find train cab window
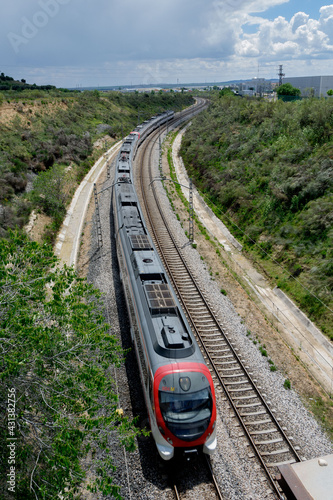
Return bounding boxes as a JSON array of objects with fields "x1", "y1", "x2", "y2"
[
  {"x1": 159, "y1": 387, "x2": 212, "y2": 442},
  {"x1": 158, "y1": 372, "x2": 213, "y2": 441}
]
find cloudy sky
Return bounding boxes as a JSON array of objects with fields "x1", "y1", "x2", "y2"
[{"x1": 2, "y1": 0, "x2": 333, "y2": 87}]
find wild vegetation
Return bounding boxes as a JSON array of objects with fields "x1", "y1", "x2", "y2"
[
  {"x1": 276, "y1": 83, "x2": 301, "y2": 97},
  {"x1": 180, "y1": 93, "x2": 333, "y2": 339},
  {"x1": 0, "y1": 85, "x2": 193, "y2": 240},
  {"x1": 0, "y1": 72, "x2": 56, "y2": 92},
  {"x1": 0, "y1": 231, "x2": 144, "y2": 499}
]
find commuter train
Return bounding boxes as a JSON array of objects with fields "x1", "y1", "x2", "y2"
[{"x1": 112, "y1": 111, "x2": 217, "y2": 460}]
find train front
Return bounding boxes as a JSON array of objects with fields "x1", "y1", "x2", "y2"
[{"x1": 153, "y1": 362, "x2": 217, "y2": 460}]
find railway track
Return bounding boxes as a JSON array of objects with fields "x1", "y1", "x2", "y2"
[
  {"x1": 135, "y1": 109, "x2": 303, "y2": 499},
  {"x1": 170, "y1": 455, "x2": 224, "y2": 500}
]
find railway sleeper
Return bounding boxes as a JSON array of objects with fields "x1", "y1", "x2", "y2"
[
  {"x1": 211, "y1": 348, "x2": 232, "y2": 354},
  {"x1": 175, "y1": 277, "x2": 194, "y2": 284},
  {"x1": 225, "y1": 379, "x2": 251, "y2": 386},
  {"x1": 250, "y1": 428, "x2": 279, "y2": 436},
  {"x1": 178, "y1": 286, "x2": 197, "y2": 292},
  {"x1": 188, "y1": 307, "x2": 210, "y2": 314},
  {"x1": 178, "y1": 289, "x2": 196, "y2": 295},
  {"x1": 216, "y1": 360, "x2": 238, "y2": 366},
  {"x1": 199, "y1": 332, "x2": 224, "y2": 338},
  {"x1": 196, "y1": 324, "x2": 217, "y2": 331},
  {"x1": 246, "y1": 418, "x2": 272, "y2": 426},
  {"x1": 190, "y1": 316, "x2": 214, "y2": 322},
  {"x1": 255, "y1": 437, "x2": 283, "y2": 446},
  {"x1": 240, "y1": 409, "x2": 267, "y2": 417},
  {"x1": 220, "y1": 373, "x2": 245, "y2": 379},
  {"x1": 260, "y1": 448, "x2": 290, "y2": 457},
  {"x1": 219, "y1": 366, "x2": 243, "y2": 372},
  {"x1": 206, "y1": 344, "x2": 224, "y2": 349},
  {"x1": 228, "y1": 386, "x2": 254, "y2": 392},
  {"x1": 236, "y1": 402, "x2": 262, "y2": 409},
  {"x1": 234, "y1": 395, "x2": 258, "y2": 401},
  {"x1": 266, "y1": 459, "x2": 296, "y2": 468}
]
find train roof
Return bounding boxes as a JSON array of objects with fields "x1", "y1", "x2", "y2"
[{"x1": 113, "y1": 110, "x2": 204, "y2": 366}]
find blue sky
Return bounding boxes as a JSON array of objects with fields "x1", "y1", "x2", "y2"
[
  {"x1": 1, "y1": 1, "x2": 333, "y2": 87},
  {"x1": 259, "y1": 0, "x2": 320, "y2": 20}
]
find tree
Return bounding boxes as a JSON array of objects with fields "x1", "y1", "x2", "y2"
[
  {"x1": 327, "y1": 89, "x2": 333, "y2": 96},
  {"x1": 219, "y1": 88, "x2": 234, "y2": 97},
  {"x1": 276, "y1": 83, "x2": 301, "y2": 97},
  {"x1": 0, "y1": 231, "x2": 142, "y2": 499},
  {"x1": 30, "y1": 164, "x2": 68, "y2": 223}
]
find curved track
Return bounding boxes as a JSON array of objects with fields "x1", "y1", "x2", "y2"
[{"x1": 135, "y1": 108, "x2": 302, "y2": 499}]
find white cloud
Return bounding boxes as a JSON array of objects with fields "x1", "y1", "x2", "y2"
[
  {"x1": 237, "y1": 39, "x2": 260, "y2": 57},
  {"x1": 291, "y1": 12, "x2": 310, "y2": 33},
  {"x1": 1, "y1": 1, "x2": 333, "y2": 86},
  {"x1": 235, "y1": 5, "x2": 333, "y2": 62}
]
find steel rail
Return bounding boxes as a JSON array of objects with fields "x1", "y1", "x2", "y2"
[{"x1": 135, "y1": 115, "x2": 302, "y2": 499}]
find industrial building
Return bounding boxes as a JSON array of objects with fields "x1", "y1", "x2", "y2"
[{"x1": 283, "y1": 75, "x2": 333, "y2": 97}]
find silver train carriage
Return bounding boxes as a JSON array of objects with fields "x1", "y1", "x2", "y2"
[{"x1": 112, "y1": 111, "x2": 217, "y2": 460}]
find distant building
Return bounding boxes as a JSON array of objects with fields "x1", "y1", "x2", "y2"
[
  {"x1": 239, "y1": 78, "x2": 272, "y2": 96},
  {"x1": 283, "y1": 76, "x2": 333, "y2": 97}
]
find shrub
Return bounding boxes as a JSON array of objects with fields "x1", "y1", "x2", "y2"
[
  {"x1": 283, "y1": 378, "x2": 291, "y2": 389},
  {"x1": 30, "y1": 164, "x2": 68, "y2": 221},
  {"x1": 0, "y1": 231, "x2": 142, "y2": 498}
]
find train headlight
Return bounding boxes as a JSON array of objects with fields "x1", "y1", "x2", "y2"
[{"x1": 179, "y1": 376, "x2": 191, "y2": 392}]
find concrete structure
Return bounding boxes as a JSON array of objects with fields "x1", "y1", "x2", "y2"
[
  {"x1": 278, "y1": 454, "x2": 333, "y2": 500},
  {"x1": 284, "y1": 75, "x2": 333, "y2": 97}
]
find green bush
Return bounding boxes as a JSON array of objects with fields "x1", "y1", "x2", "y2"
[{"x1": 30, "y1": 164, "x2": 68, "y2": 221}]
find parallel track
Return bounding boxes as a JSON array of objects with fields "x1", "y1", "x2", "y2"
[{"x1": 135, "y1": 108, "x2": 303, "y2": 499}]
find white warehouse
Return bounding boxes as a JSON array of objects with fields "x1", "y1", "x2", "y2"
[{"x1": 283, "y1": 75, "x2": 333, "y2": 97}]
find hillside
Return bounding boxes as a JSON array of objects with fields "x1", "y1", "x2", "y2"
[
  {"x1": 0, "y1": 84, "x2": 193, "y2": 240},
  {"x1": 180, "y1": 93, "x2": 333, "y2": 339}
]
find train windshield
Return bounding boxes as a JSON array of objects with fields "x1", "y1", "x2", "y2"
[{"x1": 159, "y1": 388, "x2": 212, "y2": 442}]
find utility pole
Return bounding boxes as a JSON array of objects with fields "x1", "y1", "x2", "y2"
[
  {"x1": 278, "y1": 65, "x2": 285, "y2": 86},
  {"x1": 93, "y1": 183, "x2": 103, "y2": 249},
  {"x1": 158, "y1": 130, "x2": 162, "y2": 176},
  {"x1": 188, "y1": 178, "x2": 194, "y2": 243}
]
